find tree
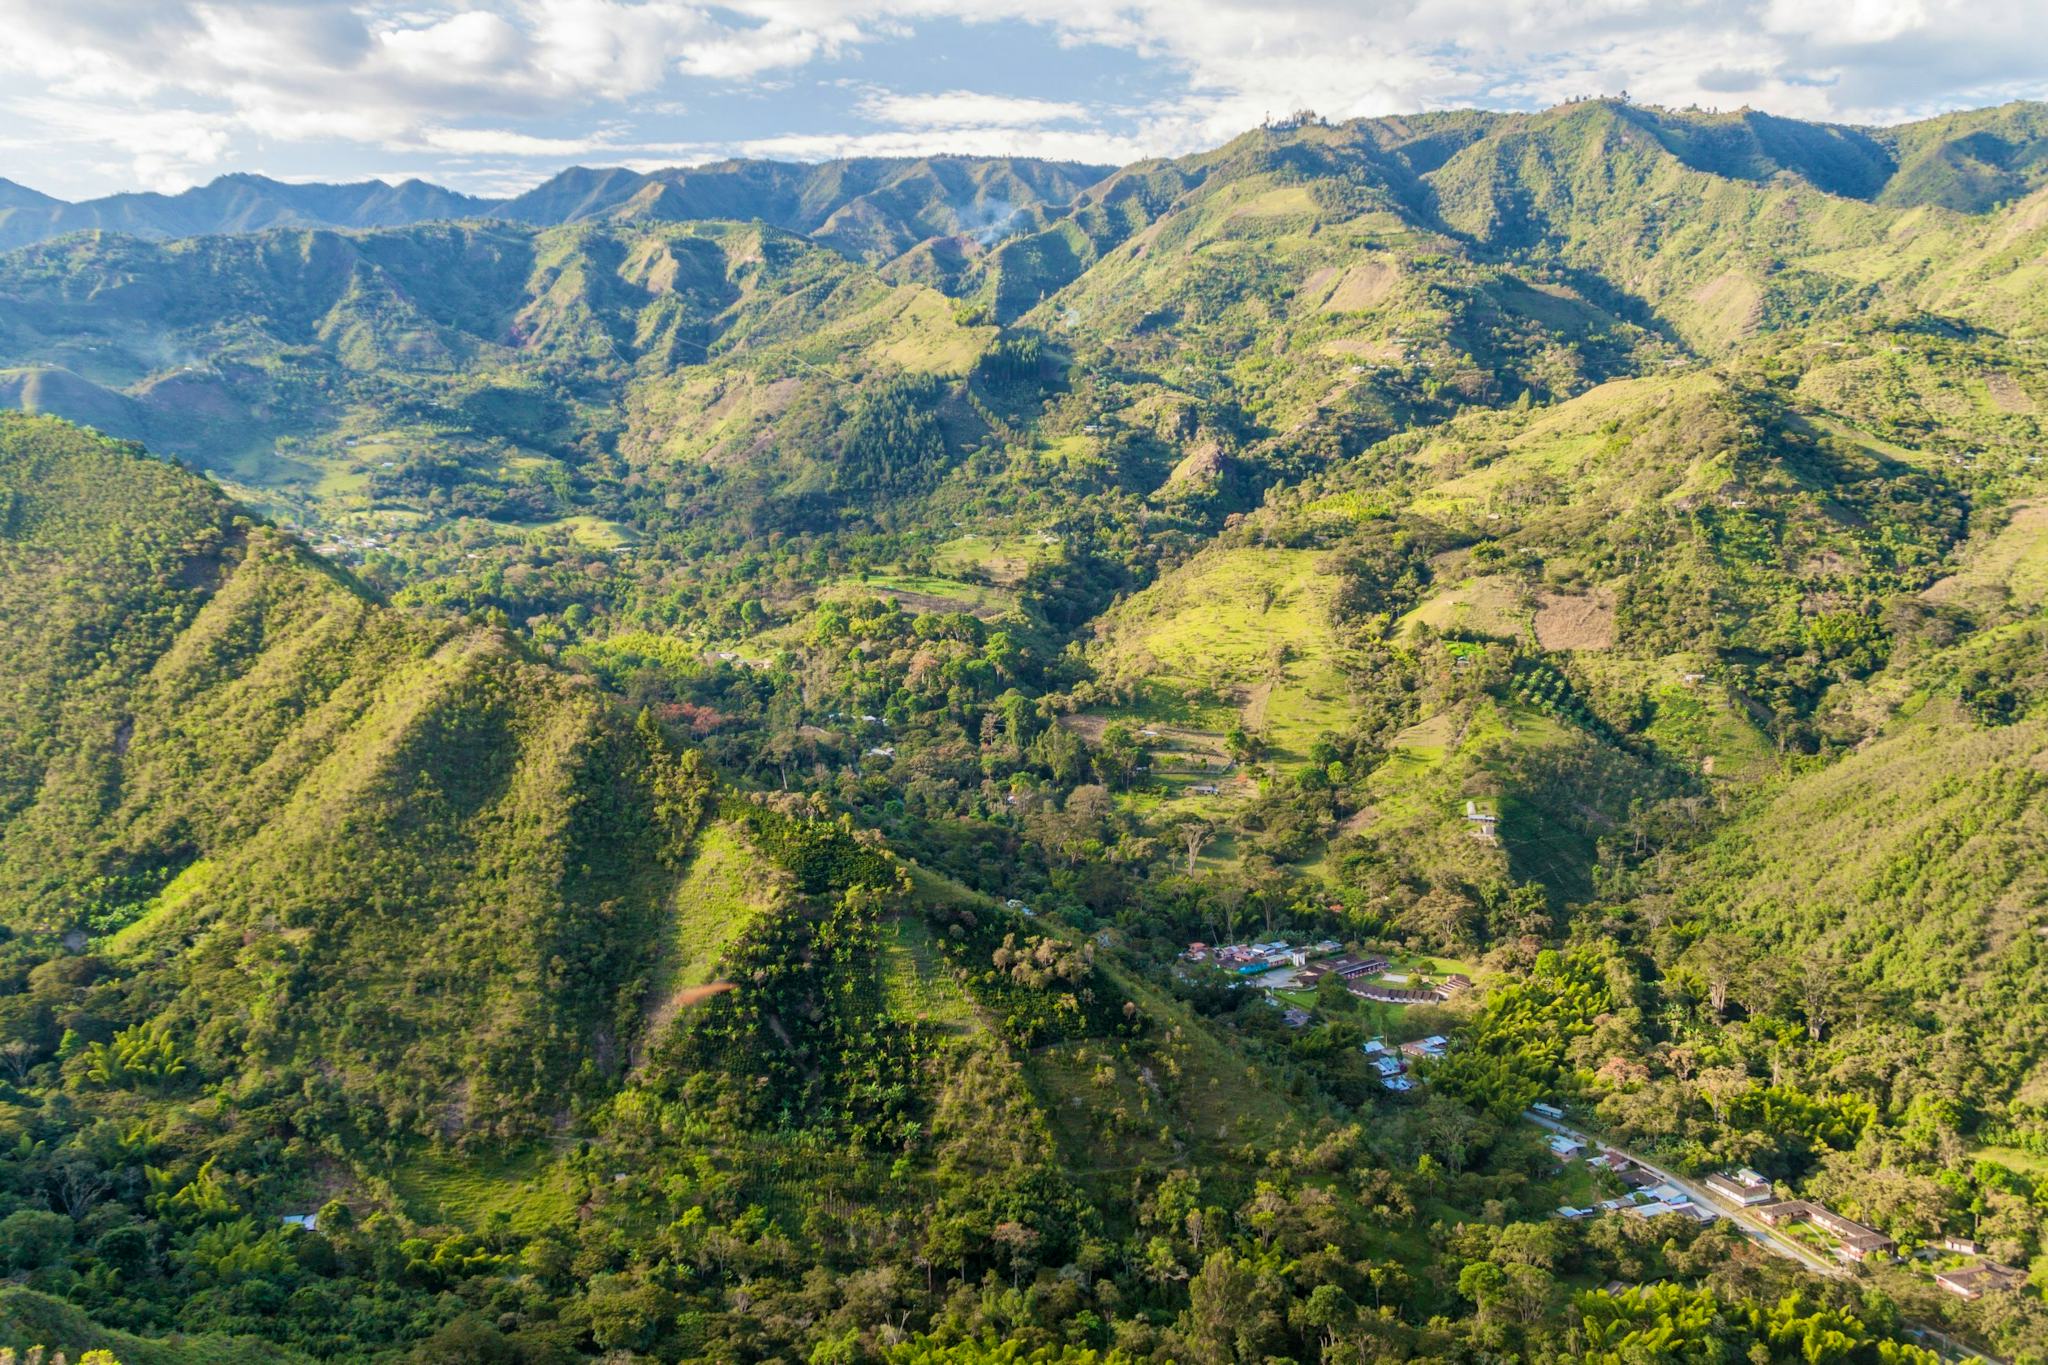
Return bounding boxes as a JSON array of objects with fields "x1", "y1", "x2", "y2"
[
  {"x1": 1174, "y1": 818, "x2": 1214, "y2": 875},
  {"x1": 1698, "y1": 1065, "x2": 1750, "y2": 1124},
  {"x1": 1177, "y1": 1250, "x2": 1260, "y2": 1365},
  {"x1": 1682, "y1": 933, "x2": 1746, "y2": 1018},
  {"x1": 0, "y1": 1209, "x2": 74, "y2": 1270}
]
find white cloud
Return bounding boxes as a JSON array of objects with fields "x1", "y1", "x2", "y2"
[
  {"x1": 860, "y1": 89, "x2": 1090, "y2": 129},
  {"x1": 0, "y1": 0, "x2": 2041, "y2": 199},
  {"x1": 1, "y1": 96, "x2": 234, "y2": 192}
]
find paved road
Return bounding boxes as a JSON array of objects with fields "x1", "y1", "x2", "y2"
[
  {"x1": 1522, "y1": 1111, "x2": 2002, "y2": 1363},
  {"x1": 1531, "y1": 1113, "x2": 2007, "y2": 1358},
  {"x1": 1523, "y1": 1110, "x2": 1844, "y2": 1278}
]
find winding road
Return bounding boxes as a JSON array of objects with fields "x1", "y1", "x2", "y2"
[
  {"x1": 1523, "y1": 1110, "x2": 1844, "y2": 1278},
  {"x1": 1521, "y1": 1111, "x2": 2002, "y2": 1363}
]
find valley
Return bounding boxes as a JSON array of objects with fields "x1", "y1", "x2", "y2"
[{"x1": 2, "y1": 97, "x2": 2047, "y2": 1364}]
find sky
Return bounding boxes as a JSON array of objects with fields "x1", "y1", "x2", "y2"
[{"x1": 0, "y1": 0, "x2": 2043, "y2": 202}]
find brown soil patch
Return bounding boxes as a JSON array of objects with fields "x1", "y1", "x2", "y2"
[
  {"x1": 1241, "y1": 680, "x2": 1273, "y2": 730},
  {"x1": 1320, "y1": 259, "x2": 1400, "y2": 313},
  {"x1": 1985, "y1": 372, "x2": 2036, "y2": 414},
  {"x1": 1533, "y1": 589, "x2": 1616, "y2": 650},
  {"x1": 1056, "y1": 713, "x2": 1110, "y2": 743}
]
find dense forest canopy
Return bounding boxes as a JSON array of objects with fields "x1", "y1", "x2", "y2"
[{"x1": 3, "y1": 96, "x2": 2048, "y2": 1364}]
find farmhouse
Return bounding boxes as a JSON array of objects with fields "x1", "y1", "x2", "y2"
[
  {"x1": 1755, "y1": 1201, "x2": 1895, "y2": 1262},
  {"x1": 1703, "y1": 1168, "x2": 1775, "y2": 1206},
  {"x1": 1935, "y1": 1262, "x2": 2025, "y2": 1300},
  {"x1": 1548, "y1": 1134, "x2": 1585, "y2": 1158},
  {"x1": 1314, "y1": 954, "x2": 1388, "y2": 980},
  {"x1": 1636, "y1": 1202, "x2": 1716, "y2": 1225},
  {"x1": 1401, "y1": 1035, "x2": 1449, "y2": 1059},
  {"x1": 1373, "y1": 1056, "x2": 1405, "y2": 1078},
  {"x1": 1531, "y1": 1102, "x2": 1565, "y2": 1119},
  {"x1": 1349, "y1": 984, "x2": 1438, "y2": 1005}
]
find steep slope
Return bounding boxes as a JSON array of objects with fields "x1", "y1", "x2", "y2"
[
  {"x1": 1670, "y1": 649, "x2": 2048, "y2": 1099},
  {"x1": 0, "y1": 414, "x2": 714, "y2": 1138},
  {"x1": 0, "y1": 220, "x2": 998, "y2": 530}
]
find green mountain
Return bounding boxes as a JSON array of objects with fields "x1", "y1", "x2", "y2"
[
  {"x1": 0, "y1": 174, "x2": 497, "y2": 253},
  {"x1": 4, "y1": 98, "x2": 2048, "y2": 1364}
]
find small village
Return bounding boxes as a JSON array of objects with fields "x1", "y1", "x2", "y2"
[
  {"x1": 1179, "y1": 936, "x2": 1473, "y2": 1090},
  {"x1": 1534, "y1": 1112, "x2": 2030, "y2": 1308},
  {"x1": 1179, "y1": 931, "x2": 2034, "y2": 1319}
]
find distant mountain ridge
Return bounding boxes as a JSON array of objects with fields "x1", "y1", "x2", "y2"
[
  {"x1": 3, "y1": 100, "x2": 2043, "y2": 259},
  {"x1": 0, "y1": 155, "x2": 1116, "y2": 259}
]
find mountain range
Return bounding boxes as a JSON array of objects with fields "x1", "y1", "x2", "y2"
[{"x1": 2, "y1": 96, "x2": 2047, "y2": 1364}]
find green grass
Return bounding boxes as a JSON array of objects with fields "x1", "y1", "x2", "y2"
[
  {"x1": 508, "y1": 514, "x2": 642, "y2": 549},
  {"x1": 831, "y1": 572, "x2": 1006, "y2": 613},
  {"x1": 1969, "y1": 1144, "x2": 2048, "y2": 1178},
  {"x1": 1924, "y1": 500, "x2": 2048, "y2": 610},
  {"x1": 663, "y1": 820, "x2": 780, "y2": 992},
  {"x1": 1086, "y1": 547, "x2": 1355, "y2": 766},
  {"x1": 104, "y1": 858, "x2": 217, "y2": 956},
  {"x1": 384, "y1": 1145, "x2": 580, "y2": 1233},
  {"x1": 879, "y1": 914, "x2": 979, "y2": 1034},
  {"x1": 932, "y1": 532, "x2": 1060, "y2": 585}
]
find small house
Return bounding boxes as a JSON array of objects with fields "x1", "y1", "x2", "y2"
[
  {"x1": 1807, "y1": 1207, "x2": 1895, "y2": 1262},
  {"x1": 1281, "y1": 1006, "x2": 1314, "y2": 1030},
  {"x1": 1548, "y1": 1134, "x2": 1585, "y2": 1158},
  {"x1": 1935, "y1": 1262, "x2": 2025, "y2": 1300},
  {"x1": 1433, "y1": 974, "x2": 1473, "y2": 999},
  {"x1": 1381, "y1": 1076, "x2": 1414, "y2": 1092},
  {"x1": 1532, "y1": 1102, "x2": 1565, "y2": 1120},
  {"x1": 1704, "y1": 1169, "x2": 1774, "y2": 1207}
]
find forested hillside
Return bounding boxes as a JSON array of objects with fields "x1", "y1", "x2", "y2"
[{"x1": 3, "y1": 97, "x2": 2048, "y2": 1364}]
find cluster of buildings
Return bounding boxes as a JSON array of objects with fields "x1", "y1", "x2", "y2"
[
  {"x1": 1182, "y1": 939, "x2": 1472, "y2": 1005},
  {"x1": 1294, "y1": 952, "x2": 1472, "y2": 1005},
  {"x1": 1538, "y1": 1128, "x2": 2025, "y2": 1306},
  {"x1": 1361, "y1": 1035, "x2": 1447, "y2": 1091},
  {"x1": 1184, "y1": 938, "x2": 1341, "y2": 975},
  {"x1": 1749, "y1": 1195, "x2": 2024, "y2": 1296},
  {"x1": 1185, "y1": 939, "x2": 1475, "y2": 1091},
  {"x1": 1552, "y1": 1142, "x2": 1719, "y2": 1225}
]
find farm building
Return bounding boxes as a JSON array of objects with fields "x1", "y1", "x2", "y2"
[
  {"x1": 1704, "y1": 1169, "x2": 1774, "y2": 1206},
  {"x1": 1755, "y1": 1201, "x2": 1895, "y2": 1262},
  {"x1": 1935, "y1": 1262, "x2": 2025, "y2": 1300}
]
